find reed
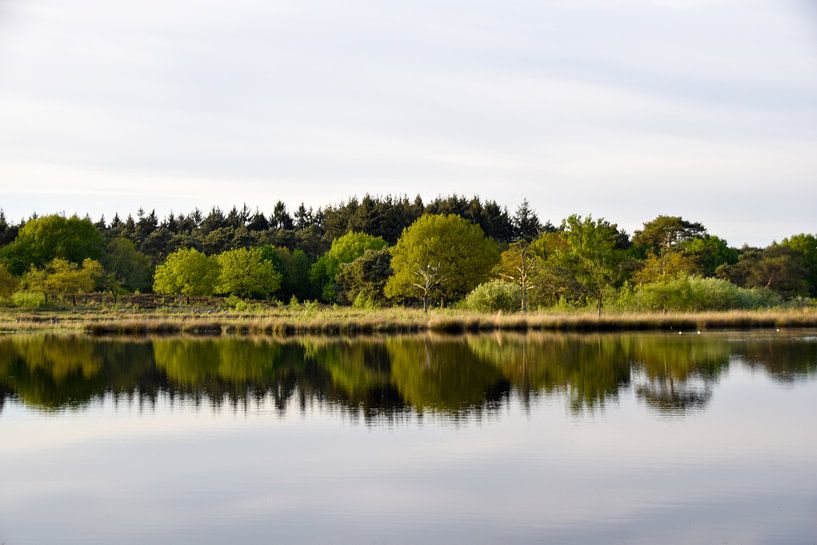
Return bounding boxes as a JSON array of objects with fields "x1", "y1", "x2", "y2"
[{"x1": 2, "y1": 307, "x2": 816, "y2": 337}]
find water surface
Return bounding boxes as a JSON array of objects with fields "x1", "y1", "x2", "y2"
[{"x1": 1, "y1": 331, "x2": 816, "y2": 544}]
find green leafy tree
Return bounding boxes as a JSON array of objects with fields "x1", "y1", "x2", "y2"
[
  {"x1": 259, "y1": 246, "x2": 312, "y2": 302},
  {"x1": 634, "y1": 251, "x2": 699, "y2": 284},
  {"x1": 336, "y1": 248, "x2": 392, "y2": 305},
  {"x1": 42, "y1": 258, "x2": 104, "y2": 305},
  {"x1": 545, "y1": 214, "x2": 626, "y2": 316},
  {"x1": 633, "y1": 216, "x2": 706, "y2": 255},
  {"x1": 310, "y1": 232, "x2": 388, "y2": 302},
  {"x1": 494, "y1": 241, "x2": 539, "y2": 312},
  {"x1": 153, "y1": 248, "x2": 220, "y2": 303},
  {"x1": 385, "y1": 214, "x2": 499, "y2": 311},
  {"x1": 681, "y1": 235, "x2": 739, "y2": 277},
  {"x1": 717, "y1": 245, "x2": 809, "y2": 299},
  {"x1": 102, "y1": 238, "x2": 152, "y2": 293},
  {"x1": 0, "y1": 263, "x2": 18, "y2": 298},
  {"x1": 216, "y1": 247, "x2": 281, "y2": 299},
  {"x1": 780, "y1": 234, "x2": 817, "y2": 296},
  {"x1": 0, "y1": 215, "x2": 104, "y2": 275}
]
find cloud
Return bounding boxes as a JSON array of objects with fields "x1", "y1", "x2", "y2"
[{"x1": 0, "y1": 0, "x2": 815, "y2": 246}]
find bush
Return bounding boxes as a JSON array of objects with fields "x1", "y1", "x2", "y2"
[
  {"x1": 633, "y1": 276, "x2": 780, "y2": 312},
  {"x1": 352, "y1": 292, "x2": 380, "y2": 310},
  {"x1": 462, "y1": 280, "x2": 522, "y2": 312},
  {"x1": 11, "y1": 291, "x2": 47, "y2": 308}
]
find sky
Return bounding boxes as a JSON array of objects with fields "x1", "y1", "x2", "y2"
[{"x1": 0, "y1": 0, "x2": 816, "y2": 246}]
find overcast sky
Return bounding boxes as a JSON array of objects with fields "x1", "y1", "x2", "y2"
[{"x1": 1, "y1": 0, "x2": 816, "y2": 246}]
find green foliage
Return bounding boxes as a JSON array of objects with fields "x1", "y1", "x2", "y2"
[
  {"x1": 102, "y1": 237, "x2": 152, "y2": 293},
  {"x1": 633, "y1": 215, "x2": 706, "y2": 255},
  {"x1": 259, "y1": 246, "x2": 312, "y2": 301},
  {"x1": 494, "y1": 242, "x2": 539, "y2": 311},
  {"x1": 11, "y1": 291, "x2": 47, "y2": 308},
  {"x1": 385, "y1": 214, "x2": 499, "y2": 308},
  {"x1": 630, "y1": 276, "x2": 780, "y2": 312},
  {"x1": 310, "y1": 232, "x2": 388, "y2": 302},
  {"x1": 681, "y1": 235, "x2": 738, "y2": 276},
  {"x1": 543, "y1": 215, "x2": 627, "y2": 315},
  {"x1": 21, "y1": 258, "x2": 104, "y2": 305},
  {"x1": 336, "y1": 248, "x2": 392, "y2": 305},
  {"x1": 781, "y1": 234, "x2": 817, "y2": 297},
  {"x1": 718, "y1": 245, "x2": 809, "y2": 299},
  {"x1": 462, "y1": 280, "x2": 522, "y2": 312},
  {"x1": 634, "y1": 251, "x2": 699, "y2": 284},
  {"x1": 0, "y1": 215, "x2": 104, "y2": 275},
  {"x1": 216, "y1": 247, "x2": 281, "y2": 299},
  {"x1": 352, "y1": 292, "x2": 380, "y2": 309},
  {"x1": 153, "y1": 248, "x2": 220, "y2": 299},
  {"x1": 0, "y1": 263, "x2": 17, "y2": 298}
]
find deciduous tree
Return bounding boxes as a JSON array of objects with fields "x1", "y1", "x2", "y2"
[
  {"x1": 310, "y1": 232, "x2": 387, "y2": 302},
  {"x1": 385, "y1": 214, "x2": 499, "y2": 311},
  {"x1": 154, "y1": 248, "x2": 220, "y2": 303},
  {"x1": 216, "y1": 247, "x2": 281, "y2": 299},
  {"x1": 544, "y1": 214, "x2": 626, "y2": 316}
]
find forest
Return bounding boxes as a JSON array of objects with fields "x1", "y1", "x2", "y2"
[{"x1": 0, "y1": 194, "x2": 815, "y2": 314}]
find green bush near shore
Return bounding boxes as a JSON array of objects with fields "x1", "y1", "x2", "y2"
[
  {"x1": 462, "y1": 280, "x2": 522, "y2": 312},
  {"x1": 10, "y1": 291, "x2": 48, "y2": 308},
  {"x1": 620, "y1": 277, "x2": 783, "y2": 312}
]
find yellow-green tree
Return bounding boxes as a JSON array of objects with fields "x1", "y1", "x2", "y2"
[
  {"x1": 216, "y1": 247, "x2": 281, "y2": 299},
  {"x1": 309, "y1": 232, "x2": 388, "y2": 302},
  {"x1": 494, "y1": 241, "x2": 539, "y2": 312},
  {"x1": 634, "y1": 251, "x2": 699, "y2": 284},
  {"x1": 154, "y1": 248, "x2": 219, "y2": 303},
  {"x1": 385, "y1": 214, "x2": 499, "y2": 311},
  {"x1": 42, "y1": 258, "x2": 104, "y2": 305}
]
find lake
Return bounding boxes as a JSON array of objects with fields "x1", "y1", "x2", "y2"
[{"x1": 1, "y1": 331, "x2": 815, "y2": 545}]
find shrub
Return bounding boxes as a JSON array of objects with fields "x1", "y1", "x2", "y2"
[
  {"x1": 462, "y1": 280, "x2": 522, "y2": 312},
  {"x1": 352, "y1": 292, "x2": 380, "y2": 310},
  {"x1": 633, "y1": 276, "x2": 780, "y2": 312},
  {"x1": 11, "y1": 291, "x2": 47, "y2": 308}
]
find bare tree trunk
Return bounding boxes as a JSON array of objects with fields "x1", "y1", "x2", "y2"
[{"x1": 422, "y1": 296, "x2": 428, "y2": 313}]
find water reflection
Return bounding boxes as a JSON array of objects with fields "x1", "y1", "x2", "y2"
[{"x1": 1, "y1": 332, "x2": 815, "y2": 418}]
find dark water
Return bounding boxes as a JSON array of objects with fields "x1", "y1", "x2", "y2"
[{"x1": 1, "y1": 331, "x2": 815, "y2": 545}]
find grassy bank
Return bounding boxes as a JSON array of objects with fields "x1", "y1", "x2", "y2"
[{"x1": 2, "y1": 306, "x2": 817, "y2": 337}]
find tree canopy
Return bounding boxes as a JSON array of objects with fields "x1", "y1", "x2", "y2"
[
  {"x1": 216, "y1": 247, "x2": 281, "y2": 299},
  {"x1": 385, "y1": 214, "x2": 499, "y2": 310},
  {"x1": 543, "y1": 215, "x2": 627, "y2": 315},
  {"x1": 153, "y1": 248, "x2": 220, "y2": 300},
  {"x1": 0, "y1": 215, "x2": 104, "y2": 275},
  {"x1": 310, "y1": 231, "x2": 387, "y2": 302}
]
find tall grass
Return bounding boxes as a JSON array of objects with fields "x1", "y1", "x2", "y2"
[{"x1": 3, "y1": 305, "x2": 817, "y2": 338}]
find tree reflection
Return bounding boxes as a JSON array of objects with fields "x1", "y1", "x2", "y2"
[
  {"x1": 630, "y1": 335, "x2": 731, "y2": 414},
  {"x1": 468, "y1": 334, "x2": 631, "y2": 412},
  {"x1": 0, "y1": 332, "x2": 815, "y2": 418},
  {"x1": 737, "y1": 335, "x2": 817, "y2": 382},
  {"x1": 387, "y1": 337, "x2": 509, "y2": 416}
]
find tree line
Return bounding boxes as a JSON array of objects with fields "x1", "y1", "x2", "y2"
[{"x1": 0, "y1": 194, "x2": 815, "y2": 313}]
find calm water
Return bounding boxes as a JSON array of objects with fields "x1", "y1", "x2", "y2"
[{"x1": 1, "y1": 331, "x2": 816, "y2": 545}]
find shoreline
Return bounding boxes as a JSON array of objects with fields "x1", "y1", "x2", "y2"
[{"x1": 2, "y1": 308, "x2": 817, "y2": 337}]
